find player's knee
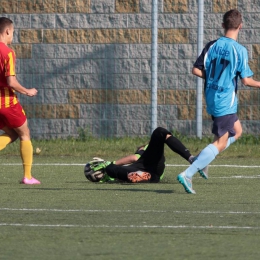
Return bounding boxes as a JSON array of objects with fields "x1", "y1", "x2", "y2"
[
  {"x1": 11, "y1": 135, "x2": 19, "y2": 142},
  {"x1": 236, "y1": 128, "x2": 242, "y2": 139},
  {"x1": 153, "y1": 127, "x2": 169, "y2": 138},
  {"x1": 8, "y1": 132, "x2": 19, "y2": 142},
  {"x1": 19, "y1": 130, "x2": 31, "y2": 141}
]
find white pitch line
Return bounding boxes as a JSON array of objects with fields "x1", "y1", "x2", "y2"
[
  {"x1": 0, "y1": 223, "x2": 259, "y2": 230},
  {"x1": 1, "y1": 163, "x2": 260, "y2": 168},
  {"x1": 1, "y1": 208, "x2": 260, "y2": 215},
  {"x1": 0, "y1": 163, "x2": 85, "y2": 166},
  {"x1": 2, "y1": 163, "x2": 260, "y2": 178},
  {"x1": 166, "y1": 164, "x2": 260, "y2": 168},
  {"x1": 211, "y1": 176, "x2": 260, "y2": 179}
]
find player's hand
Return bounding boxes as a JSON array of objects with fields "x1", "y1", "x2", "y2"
[{"x1": 26, "y1": 88, "x2": 38, "y2": 97}]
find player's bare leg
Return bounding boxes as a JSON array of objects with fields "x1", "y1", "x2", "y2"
[
  {"x1": 213, "y1": 119, "x2": 242, "y2": 147},
  {"x1": 0, "y1": 126, "x2": 18, "y2": 150},
  {"x1": 230, "y1": 119, "x2": 242, "y2": 140}
]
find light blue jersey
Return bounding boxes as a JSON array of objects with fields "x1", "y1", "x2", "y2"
[{"x1": 194, "y1": 37, "x2": 253, "y2": 117}]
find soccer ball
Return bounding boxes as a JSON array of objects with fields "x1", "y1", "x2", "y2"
[{"x1": 84, "y1": 162, "x2": 105, "y2": 182}]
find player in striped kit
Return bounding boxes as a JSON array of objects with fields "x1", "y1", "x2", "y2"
[{"x1": 0, "y1": 17, "x2": 40, "y2": 184}]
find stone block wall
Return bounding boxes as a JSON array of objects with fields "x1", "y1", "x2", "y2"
[{"x1": 1, "y1": 0, "x2": 260, "y2": 138}]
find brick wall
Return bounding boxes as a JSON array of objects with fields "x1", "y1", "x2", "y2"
[{"x1": 1, "y1": 0, "x2": 260, "y2": 138}]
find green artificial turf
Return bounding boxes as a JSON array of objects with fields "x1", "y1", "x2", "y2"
[{"x1": 0, "y1": 144, "x2": 260, "y2": 260}]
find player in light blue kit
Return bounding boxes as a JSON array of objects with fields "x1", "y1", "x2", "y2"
[{"x1": 177, "y1": 9, "x2": 260, "y2": 194}]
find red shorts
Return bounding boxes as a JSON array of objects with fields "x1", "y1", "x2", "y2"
[{"x1": 0, "y1": 102, "x2": 27, "y2": 129}]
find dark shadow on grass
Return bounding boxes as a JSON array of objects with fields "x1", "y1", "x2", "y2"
[
  {"x1": 20, "y1": 187, "x2": 175, "y2": 194},
  {"x1": 65, "y1": 181, "x2": 174, "y2": 185}
]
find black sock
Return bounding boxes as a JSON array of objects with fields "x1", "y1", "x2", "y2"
[{"x1": 165, "y1": 136, "x2": 191, "y2": 161}]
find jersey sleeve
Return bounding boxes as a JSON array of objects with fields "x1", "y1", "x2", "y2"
[
  {"x1": 237, "y1": 47, "x2": 253, "y2": 79},
  {"x1": 193, "y1": 40, "x2": 217, "y2": 70},
  {"x1": 193, "y1": 50, "x2": 205, "y2": 70},
  {"x1": 5, "y1": 50, "x2": 16, "y2": 77}
]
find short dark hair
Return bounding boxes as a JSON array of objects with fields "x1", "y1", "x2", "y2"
[
  {"x1": 0, "y1": 17, "x2": 13, "y2": 34},
  {"x1": 223, "y1": 9, "x2": 242, "y2": 30}
]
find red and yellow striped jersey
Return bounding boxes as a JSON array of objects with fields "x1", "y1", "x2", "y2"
[{"x1": 0, "y1": 42, "x2": 18, "y2": 109}]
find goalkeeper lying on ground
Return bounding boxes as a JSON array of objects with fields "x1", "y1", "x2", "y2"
[{"x1": 85, "y1": 127, "x2": 208, "y2": 183}]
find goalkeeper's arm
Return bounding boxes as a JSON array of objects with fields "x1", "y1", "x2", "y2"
[
  {"x1": 114, "y1": 154, "x2": 138, "y2": 166},
  {"x1": 113, "y1": 144, "x2": 147, "y2": 166}
]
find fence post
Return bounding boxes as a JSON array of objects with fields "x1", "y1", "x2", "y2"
[
  {"x1": 196, "y1": 0, "x2": 204, "y2": 138},
  {"x1": 151, "y1": 0, "x2": 158, "y2": 133}
]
